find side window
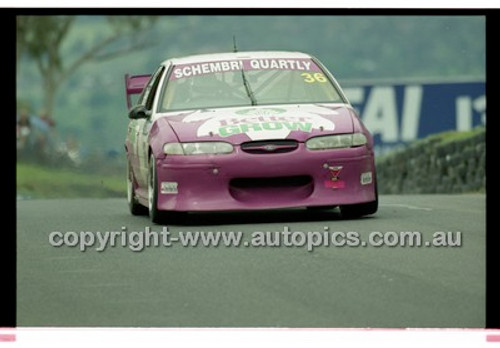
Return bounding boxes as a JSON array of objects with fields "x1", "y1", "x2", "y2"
[{"x1": 137, "y1": 66, "x2": 164, "y2": 108}]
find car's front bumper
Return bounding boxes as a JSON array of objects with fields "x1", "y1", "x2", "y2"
[{"x1": 155, "y1": 144, "x2": 377, "y2": 212}]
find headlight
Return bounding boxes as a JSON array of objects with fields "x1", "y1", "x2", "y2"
[
  {"x1": 163, "y1": 142, "x2": 234, "y2": 155},
  {"x1": 305, "y1": 133, "x2": 367, "y2": 150}
]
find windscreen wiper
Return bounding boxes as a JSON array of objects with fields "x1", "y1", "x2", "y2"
[{"x1": 240, "y1": 65, "x2": 257, "y2": 106}]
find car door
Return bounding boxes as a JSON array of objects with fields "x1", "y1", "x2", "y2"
[{"x1": 135, "y1": 66, "x2": 166, "y2": 188}]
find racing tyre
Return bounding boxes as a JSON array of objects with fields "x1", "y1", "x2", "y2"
[
  {"x1": 340, "y1": 188, "x2": 378, "y2": 219},
  {"x1": 127, "y1": 161, "x2": 147, "y2": 215},
  {"x1": 306, "y1": 205, "x2": 336, "y2": 211},
  {"x1": 148, "y1": 154, "x2": 164, "y2": 224}
]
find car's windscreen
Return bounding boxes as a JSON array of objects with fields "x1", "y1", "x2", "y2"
[{"x1": 159, "y1": 58, "x2": 344, "y2": 112}]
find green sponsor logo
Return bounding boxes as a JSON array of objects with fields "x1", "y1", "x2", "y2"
[{"x1": 219, "y1": 121, "x2": 312, "y2": 137}]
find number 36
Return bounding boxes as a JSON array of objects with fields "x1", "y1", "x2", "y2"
[{"x1": 301, "y1": 72, "x2": 327, "y2": 83}]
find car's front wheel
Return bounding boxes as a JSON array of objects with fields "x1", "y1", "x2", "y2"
[
  {"x1": 148, "y1": 154, "x2": 164, "y2": 224},
  {"x1": 127, "y1": 161, "x2": 147, "y2": 215},
  {"x1": 340, "y1": 187, "x2": 378, "y2": 219},
  {"x1": 306, "y1": 205, "x2": 336, "y2": 211}
]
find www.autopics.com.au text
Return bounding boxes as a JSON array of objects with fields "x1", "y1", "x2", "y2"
[{"x1": 48, "y1": 226, "x2": 462, "y2": 252}]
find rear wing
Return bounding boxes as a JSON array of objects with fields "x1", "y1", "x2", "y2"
[{"x1": 124, "y1": 73, "x2": 151, "y2": 109}]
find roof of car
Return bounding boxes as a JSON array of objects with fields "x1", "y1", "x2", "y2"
[{"x1": 163, "y1": 51, "x2": 313, "y2": 66}]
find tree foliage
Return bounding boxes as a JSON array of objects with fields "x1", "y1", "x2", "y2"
[{"x1": 16, "y1": 15, "x2": 158, "y2": 117}]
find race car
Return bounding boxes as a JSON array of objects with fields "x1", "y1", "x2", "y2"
[{"x1": 124, "y1": 51, "x2": 378, "y2": 223}]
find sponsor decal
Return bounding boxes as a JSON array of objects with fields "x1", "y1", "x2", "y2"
[
  {"x1": 361, "y1": 172, "x2": 373, "y2": 185},
  {"x1": 328, "y1": 166, "x2": 343, "y2": 181},
  {"x1": 170, "y1": 58, "x2": 321, "y2": 80},
  {"x1": 161, "y1": 182, "x2": 178, "y2": 194},
  {"x1": 181, "y1": 106, "x2": 336, "y2": 141},
  {"x1": 235, "y1": 107, "x2": 286, "y2": 116},
  {"x1": 343, "y1": 81, "x2": 485, "y2": 155},
  {"x1": 324, "y1": 165, "x2": 345, "y2": 189}
]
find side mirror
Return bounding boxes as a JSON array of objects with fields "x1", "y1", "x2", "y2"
[{"x1": 128, "y1": 105, "x2": 151, "y2": 120}]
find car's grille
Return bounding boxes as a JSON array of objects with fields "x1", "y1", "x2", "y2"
[
  {"x1": 240, "y1": 140, "x2": 299, "y2": 154},
  {"x1": 230, "y1": 176, "x2": 312, "y2": 189}
]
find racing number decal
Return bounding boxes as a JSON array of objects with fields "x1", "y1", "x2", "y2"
[{"x1": 301, "y1": 72, "x2": 327, "y2": 83}]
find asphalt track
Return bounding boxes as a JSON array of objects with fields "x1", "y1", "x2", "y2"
[{"x1": 17, "y1": 194, "x2": 485, "y2": 327}]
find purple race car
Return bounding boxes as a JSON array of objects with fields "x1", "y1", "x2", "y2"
[{"x1": 124, "y1": 51, "x2": 377, "y2": 223}]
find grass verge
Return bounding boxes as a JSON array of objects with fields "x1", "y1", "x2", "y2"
[{"x1": 17, "y1": 162, "x2": 126, "y2": 199}]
